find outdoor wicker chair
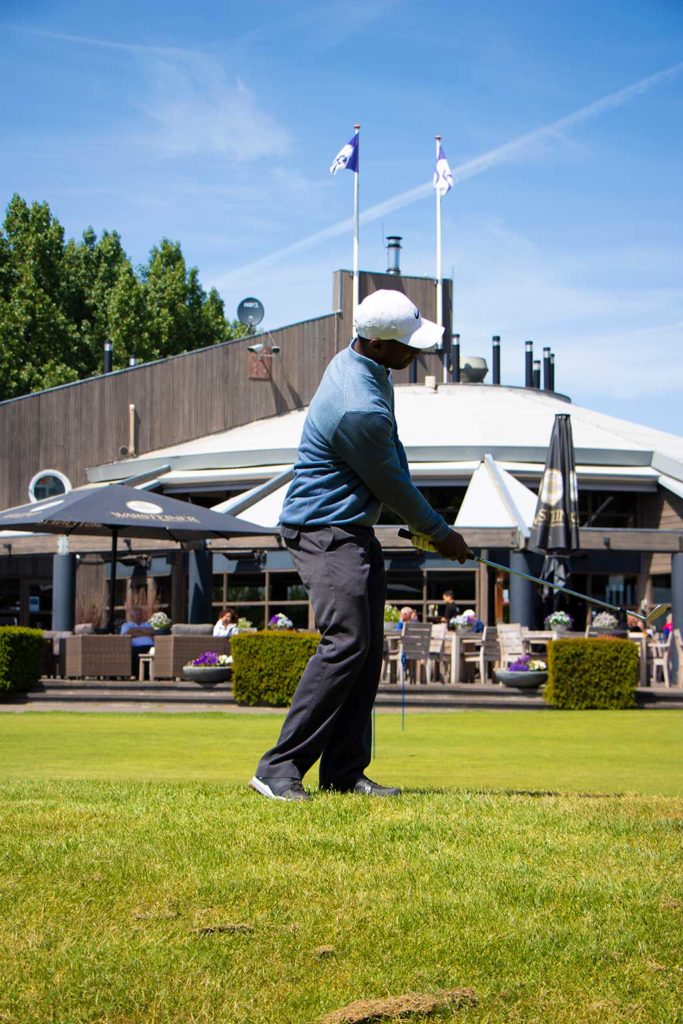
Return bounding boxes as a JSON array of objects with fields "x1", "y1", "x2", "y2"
[
  {"x1": 41, "y1": 630, "x2": 73, "y2": 677},
  {"x1": 153, "y1": 634, "x2": 231, "y2": 680},
  {"x1": 63, "y1": 634, "x2": 133, "y2": 679}
]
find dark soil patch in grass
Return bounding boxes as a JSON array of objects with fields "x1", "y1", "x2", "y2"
[{"x1": 321, "y1": 987, "x2": 477, "y2": 1023}]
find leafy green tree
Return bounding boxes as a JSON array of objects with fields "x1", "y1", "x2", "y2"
[
  {"x1": 107, "y1": 262, "x2": 150, "y2": 367},
  {"x1": 0, "y1": 194, "x2": 242, "y2": 399},
  {"x1": 0, "y1": 196, "x2": 80, "y2": 400},
  {"x1": 142, "y1": 239, "x2": 192, "y2": 358}
]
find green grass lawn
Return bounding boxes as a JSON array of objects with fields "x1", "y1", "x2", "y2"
[
  {"x1": 1, "y1": 711, "x2": 681, "y2": 1023},
  {"x1": 0, "y1": 709, "x2": 681, "y2": 794}
]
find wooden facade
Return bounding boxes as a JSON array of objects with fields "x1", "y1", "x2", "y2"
[
  {"x1": 1, "y1": 263, "x2": 681, "y2": 630},
  {"x1": 0, "y1": 270, "x2": 451, "y2": 511}
]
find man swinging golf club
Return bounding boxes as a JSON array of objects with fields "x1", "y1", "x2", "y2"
[{"x1": 250, "y1": 290, "x2": 471, "y2": 802}]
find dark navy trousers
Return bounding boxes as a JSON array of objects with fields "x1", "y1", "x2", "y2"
[{"x1": 256, "y1": 524, "x2": 386, "y2": 788}]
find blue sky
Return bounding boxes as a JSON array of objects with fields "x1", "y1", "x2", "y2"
[{"x1": 1, "y1": 0, "x2": 682, "y2": 434}]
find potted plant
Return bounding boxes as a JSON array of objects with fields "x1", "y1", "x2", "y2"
[
  {"x1": 449, "y1": 610, "x2": 476, "y2": 633},
  {"x1": 590, "y1": 611, "x2": 622, "y2": 635},
  {"x1": 182, "y1": 651, "x2": 232, "y2": 684},
  {"x1": 237, "y1": 616, "x2": 253, "y2": 631},
  {"x1": 545, "y1": 610, "x2": 572, "y2": 633},
  {"x1": 494, "y1": 654, "x2": 548, "y2": 690},
  {"x1": 268, "y1": 613, "x2": 294, "y2": 631},
  {"x1": 384, "y1": 604, "x2": 400, "y2": 632},
  {"x1": 149, "y1": 610, "x2": 171, "y2": 634}
]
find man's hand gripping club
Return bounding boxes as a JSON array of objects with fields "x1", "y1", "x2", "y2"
[{"x1": 433, "y1": 529, "x2": 473, "y2": 564}]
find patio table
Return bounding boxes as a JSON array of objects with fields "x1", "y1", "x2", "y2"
[{"x1": 445, "y1": 632, "x2": 483, "y2": 684}]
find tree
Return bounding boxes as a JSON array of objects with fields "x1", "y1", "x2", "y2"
[
  {"x1": 0, "y1": 195, "x2": 79, "y2": 400},
  {"x1": 0, "y1": 194, "x2": 242, "y2": 399},
  {"x1": 107, "y1": 262, "x2": 150, "y2": 368}
]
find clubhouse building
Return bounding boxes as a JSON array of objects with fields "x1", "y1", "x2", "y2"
[{"x1": 1, "y1": 267, "x2": 682, "y2": 632}]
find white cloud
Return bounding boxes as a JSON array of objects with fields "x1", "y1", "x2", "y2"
[{"x1": 136, "y1": 59, "x2": 290, "y2": 160}]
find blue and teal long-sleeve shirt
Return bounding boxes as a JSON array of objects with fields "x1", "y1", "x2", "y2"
[{"x1": 281, "y1": 341, "x2": 450, "y2": 542}]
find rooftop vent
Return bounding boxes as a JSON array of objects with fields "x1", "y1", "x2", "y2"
[{"x1": 385, "y1": 235, "x2": 402, "y2": 275}]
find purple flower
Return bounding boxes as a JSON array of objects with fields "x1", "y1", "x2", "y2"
[
  {"x1": 508, "y1": 654, "x2": 531, "y2": 672},
  {"x1": 192, "y1": 651, "x2": 220, "y2": 666},
  {"x1": 268, "y1": 613, "x2": 294, "y2": 630}
]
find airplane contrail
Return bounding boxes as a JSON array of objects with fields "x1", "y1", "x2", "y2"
[
  {"x1": 0, "y1": 23, "x2": 210, "y2": 59},
  {"x1": 216, "y1": 59, "x2": 683, "y2": 285}
]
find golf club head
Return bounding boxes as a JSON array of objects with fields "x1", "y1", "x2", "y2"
[{"x1": 644, "y1": 603, "x2": 670, "y2": 627}]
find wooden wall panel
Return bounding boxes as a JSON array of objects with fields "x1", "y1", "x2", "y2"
[
  {"x1": 0, "y1": 267, "x2": 578, "y2": 513},
  {"x1": 0, "y1": 309, "x2": 346, "y2": 508}
]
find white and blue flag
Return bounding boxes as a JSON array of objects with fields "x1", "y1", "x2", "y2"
[
  {"x1": 329, "y1": 132, "x2": 359, "y2": 175},
  {"x1": 433, "y1": 142, "x2": 453, "y2": 197}
]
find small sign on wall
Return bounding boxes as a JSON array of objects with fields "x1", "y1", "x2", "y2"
[{"x1": 248, "y1": 352, "x2": 272, "y2": 380}]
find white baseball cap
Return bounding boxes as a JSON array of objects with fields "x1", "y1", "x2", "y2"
[{"x1": 354, "y1": 289, "x2": 444, "y2": 350}]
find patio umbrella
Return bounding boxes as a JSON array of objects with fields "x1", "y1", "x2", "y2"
[
  {"x1": 529, "y1": 413, "x2": 580, "y2": 611},
  {"x1": 0, "y1": 484, "x2": 274, "y2": 631}
]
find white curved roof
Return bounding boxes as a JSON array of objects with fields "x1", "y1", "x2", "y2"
[{"x1": 88, "y1": 383, "x2": 683, "y2": 491}]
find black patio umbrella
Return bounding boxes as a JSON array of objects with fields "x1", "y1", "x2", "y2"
[
  {"x1": 0, "y1": 484, "x2": 274, "y2": 631},
  {"x1": 529, "y1": 413, "x2": 580, "y2": 613}
]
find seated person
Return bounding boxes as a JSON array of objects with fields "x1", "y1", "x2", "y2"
[
  {"x1": 213, "y1": 607, "x2": 239, "y2": 637},
  {"x1": 396, "y1": 606, "x2": 419, "y2": 630},
  {"x1": 120, "y1": 607, "x2": 154, "y2": 670},
  {"x1": 627, "y1": 612, "x2": 648, "y2": 634},
  {"x1": 461, "y1": 607, "x2": 485, "y2": 633}
]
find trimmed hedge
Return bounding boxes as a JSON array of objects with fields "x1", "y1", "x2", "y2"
[
  {"x1": 231, "y1": 631, "x2": 320, "y2": 706},
  {"x1": 544, "y1": 637, "x2": 638, "y2": 709},
  {"x1": 0, "y1": 627, "x2": 45, "y2": 694}
]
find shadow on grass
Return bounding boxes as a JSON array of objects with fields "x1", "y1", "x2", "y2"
[{"x1": 396, "y1": 786, "x2": 627, "y2": 799}]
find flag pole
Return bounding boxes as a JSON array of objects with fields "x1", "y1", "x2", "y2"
[
  {"x1": 353, "y1": 123, "x2": 361, "y2": 322},
  {"x1": 435, "y1": 135, "x2": 447, "y2": 383}
]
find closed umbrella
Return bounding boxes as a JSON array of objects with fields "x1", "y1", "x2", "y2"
[
  {"x1": 0, "y1": 484, "x2": 274, "y2": 631},
  {"x1": 529, "y1": 413, "x2": 580, "y2": 613}
]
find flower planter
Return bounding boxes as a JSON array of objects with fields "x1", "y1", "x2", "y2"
[
  {"x1": 494, "y1": 669, "x2": 547, "y2": 690},
  {"x1": 182, "y1": 665, "x2": 231, "y2": 685}
]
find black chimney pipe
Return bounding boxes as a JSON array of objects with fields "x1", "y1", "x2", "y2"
[
  {"x1": 103, "y1": 339, "x2": 113, "y2": 375},
  {"x1": 532, "y1": 359, "x2": 541, "y2": 389},
  {"x1": 525, "y1": 340, "x2": 533, "y2": 387},
  {"x1": 543, "y1": 346, "x2": 551, "y2": 390},
  {"x1": 549, "y1": 352, "x2": 555, "y2": 391},
  {"x1": 492, "y1": 335, "x2": 500, "y2": 385},
  {"x1": 452, "y1": 334, "x2": 461, "y2": 382}
]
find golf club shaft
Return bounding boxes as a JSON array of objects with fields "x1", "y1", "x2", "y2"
[
  {"x1": 475, "y1": 554, "x2": 637, "y2": 620},
  {"x1": 396, "y1": 529, "x2": 644, "y2": 623}
]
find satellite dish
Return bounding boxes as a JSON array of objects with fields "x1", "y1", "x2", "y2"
[{"x1": 237, "y1": 297, "x2": 265, "y2": 328}]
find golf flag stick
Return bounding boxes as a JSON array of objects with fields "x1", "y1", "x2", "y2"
[{"x1": 397, "y1": 529, "x2": 668, "y2": 627}]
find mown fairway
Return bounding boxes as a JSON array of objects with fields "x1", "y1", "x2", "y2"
[{"x1": 0, "y1": 711, "x2": 681, "y2": 1023}]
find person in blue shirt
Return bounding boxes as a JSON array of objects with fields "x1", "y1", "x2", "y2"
[
  {"x1": 396, "y1": 606, "x2": 419, "y2": 630},
  {"x1": 120, "y1": 607, "x2": 154, "y2": 673},
  {"x1": 250, "y1": 290, "x2": 471, "y2": 803}
]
